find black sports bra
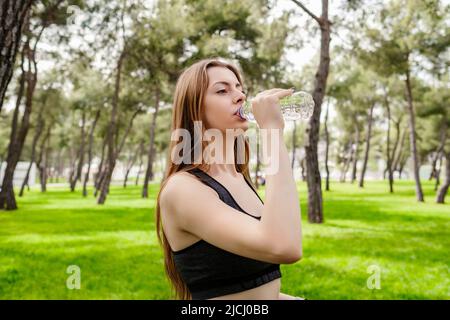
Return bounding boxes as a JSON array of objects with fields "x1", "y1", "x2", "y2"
[{"x1": 171, "y1": 168, "x2": 281, "y2": 300}]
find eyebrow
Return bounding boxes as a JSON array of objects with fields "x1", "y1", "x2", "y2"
[{"x1": 212, "y1": 81, "x2": 242, "y2": 88}]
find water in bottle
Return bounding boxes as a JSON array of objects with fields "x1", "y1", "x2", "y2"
[{"x1": 237, "y1": 91, "x2": 315, "y2": 122}]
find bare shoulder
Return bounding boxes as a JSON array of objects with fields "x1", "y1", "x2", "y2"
[
  {"x1": 159, "y1": 171, "x2": 217, "y2": 215},
  {"x1": 160, "y1": 170, "x2": 217, "y2": 196}
]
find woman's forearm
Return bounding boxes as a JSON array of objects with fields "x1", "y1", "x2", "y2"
[{"x1": 260, "y1": 128, "x2": 302, "y2": 260}]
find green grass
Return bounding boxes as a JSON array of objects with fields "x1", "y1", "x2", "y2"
[{"x1": 0, "y1": 180, "x2": 448, "y2": 299}]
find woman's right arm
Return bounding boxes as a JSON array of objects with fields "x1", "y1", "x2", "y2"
[
  {"x1": 248, "y1": 87, "x2": 303, "y2": 261},
  {"x1": 161, "y1": 170, "x2": 301, "y2": 264},
  {"x1": 258, "y1": 125, "x2": 302, "y2": 262},
  {"x1": 160, "y1": 89, "x2": 302, "y2": 264}
]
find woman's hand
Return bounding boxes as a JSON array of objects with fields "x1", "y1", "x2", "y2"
[{"x1": 251, "y1": 88, "x2": 294, "y2": 131}]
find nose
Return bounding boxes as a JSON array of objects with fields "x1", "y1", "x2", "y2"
[{"x1": 233, "y1": 90, "x2": 246, "y2": 104}]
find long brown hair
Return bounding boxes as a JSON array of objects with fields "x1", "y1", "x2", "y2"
[{"x1": 155, "y1": 58, "x2": 258, "y2": 300}]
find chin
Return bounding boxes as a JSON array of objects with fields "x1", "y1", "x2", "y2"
[{"x1": 232, "y1": 122, "x2": 249, "y2": 132}]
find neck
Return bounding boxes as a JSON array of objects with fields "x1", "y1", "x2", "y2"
[
  {"x1": 208, "y1": 164, "x2": 240, "y2": 177},
  {"x1": 204, "y1": 134, "x2": 241, "y2": 177}
]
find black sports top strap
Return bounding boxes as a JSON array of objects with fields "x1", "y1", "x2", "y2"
[{"x1": 187, "y1": 168, "x2": 263, "y2": 219}]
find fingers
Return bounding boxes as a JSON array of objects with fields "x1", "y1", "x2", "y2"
[
  {"x1": 255, "y1": 88, "x2": 284, "y2": 98},
  {"x1": 271, "y1": 88, "x2": 294, "y2": 100},
  {"x1": 256, "y1": 88, "x2": 294, "y2": 98},
  {"x1": 258, "y1": 88, "x2": 284, "y2": 97}
]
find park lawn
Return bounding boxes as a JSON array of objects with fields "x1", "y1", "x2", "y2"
[{"x1": 0, "y1": 180, "x2": 448, "y2": 299}]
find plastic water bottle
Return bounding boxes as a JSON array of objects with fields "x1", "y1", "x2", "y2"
[{"x1": 237, "y1": 91, "x2": 315, "y2": 122}]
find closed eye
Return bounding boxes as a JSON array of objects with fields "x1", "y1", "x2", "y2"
[{"x1": 217, "y1": 89, "x2": 247, "y2": 95}]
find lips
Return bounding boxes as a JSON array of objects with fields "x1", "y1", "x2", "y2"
[
  {"x1": 234, "y1": 107, "x2": 246, "y2": 121},
  {"x1": 234, "y1": 105, "x2": 244, "y2": 116}
]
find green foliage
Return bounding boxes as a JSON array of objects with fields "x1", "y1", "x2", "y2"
[
  {"x1": 0, "y1": 181, "x2": 448, "y2": 299},
  {"x1": 358, "y1": 0, "x2": 449, "y2": 77}
]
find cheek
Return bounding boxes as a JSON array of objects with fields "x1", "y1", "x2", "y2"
[
  {"x1": 204, "y1": 100, "x2": 230, "y2": 128},
  {"x1": 205, "y1": 110, "x2": 226, "y2": 130}
]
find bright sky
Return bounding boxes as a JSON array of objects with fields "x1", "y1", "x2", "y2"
[
  {"x1": 5, "y1": 0, "x2": 446, "y2": 115},
  {"x1": 2, "y1": 0, "x2": 344, "y2": 134},
  {"x1": 272, "y1": 0, "x2": 322, "y2": 71},
  {"x1": 272, "y1": 0, "x2": 344, "y2": 72}
]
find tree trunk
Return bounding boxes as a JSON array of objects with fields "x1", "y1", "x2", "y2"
[
  {"x1": 54, "y1": 148, "x2": 63, "y2": 183},
  {"x1": 429, "y1": 152, "x2": 440, "y2": 181},
  {"x1": 0, "y1": 153, "x2": 5, "y2": 179},
  {"x1": 434, "y1": 152, "x2": 443, "y2": 191},
  {"x1": 95, "y1": 164, "x2": 107, "y2": 197},
  {"x1": 398, "y1": 151, "x2": 409, "y2": 180},
  {"x1": 429, "y1": 121, "x2": 447, "y2": 181},
  {"x1": 135, "y1": 151, "x2": 144, "y2": 186},
  {"x1": 98, "y1": 104, "x2": 141, "y2": 198},
  {"x1": 429, "y1": 152, "x2": 437, "y2": 181},
  {"x1": 70, "y1": 109, "x2": 86, "y2": 192},
  {"x1": 36, "y1": 126, "x2": 51, "y2": 192},
  {"x1": 48, "y1": 151, "x2": 56, "y2": 183},
  {"x1": 94, "y1": 133, "x2": 108, "y2": 193},
  {"x1": 123, "y1": 158, "x2": 133, "y2": 188},
  {"x1": 98, "y1": 50, "x2": 125, "y2": 204},
  {"x1": 124, "y1": 141, "x2": 142, "y2": 188},
  {"x1": 324, "y1": 101, "x2": 330, "y2": 191},
  {"x1": 405, "y1": 68, "x2": 424, "y2": 202},
  {"x1": 393, "y1": 125, "x2": 407, "y2": 177},
  {"x1": 0, "y1": 36, "x2": 37, "y2": 210},
  {"x1": 0, "y1": 16, "x2": 50, "y2": 206},
  {"x1": 387, "y1": 118, "x2": 401, "y2": 178},
  {"x1": 351, "y1": 120, "x2": 360, "y2": 183},
  {"x1": 359, "y1": 102, "x2": 375, "y2": 188},
  {"x1": 0, "y1": 0, "x2": 33, "y2": 113},
  {"x1": 40, "y1": 126, "x2": 51, "y2": 192},
  {"x1": 0, "y1": 46, "x2": 26, "y2": 210},
  {"x1": 436, "y1": 151, "x2": 449, "y2": 204},
  {"x1": 67, "y1": 146, "x2": 77, "y2": 189},
  {"x1": 384, "y1": 92, "x2": 394, "y2": 193},
  {"x1": 97, "y1": 165, "x2": 113, "y2": 204},
  {"x1": 340, "y1": 141, "x2": 353, "y2": 183},
  {"x1": 142, "y1": 88, "x2": 161, "y2": 198},
  {"x1": 19, "y1": 114, "x2": 44, "y2": 196},
  {"x1": 82, "y1": 109, "x2": 100, "y2": 197},
  {"x1": 294, "y1": 0, "x2": 331, "y2": 223},
  {"x1": 300, "y1": 157, "x2": 306, "y2": 181}
]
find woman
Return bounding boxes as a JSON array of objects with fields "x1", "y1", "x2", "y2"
[{"x1": 156, "y1": 58, "x2": 303, "y2": 300}]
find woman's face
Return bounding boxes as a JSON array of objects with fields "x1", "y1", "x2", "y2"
[{"x1": 202, "y1": 66, "x2": 249, "y2": 132}]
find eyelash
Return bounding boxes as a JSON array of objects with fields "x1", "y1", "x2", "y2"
[{"x1": 217, "y1": 89, "x2": 247, "y2": 95}]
